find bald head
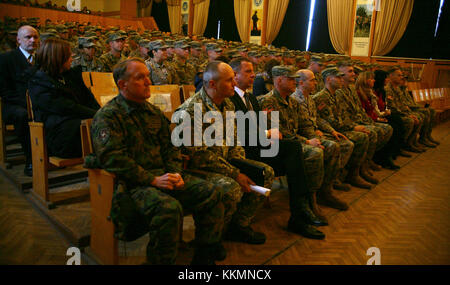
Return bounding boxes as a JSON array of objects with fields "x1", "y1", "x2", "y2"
[
  {"x1": 17, "y1": 25, "x2": 40, "y2": 53},
  {"x1": 296, "y1": 69, "x2": 317, "y2": 95}
]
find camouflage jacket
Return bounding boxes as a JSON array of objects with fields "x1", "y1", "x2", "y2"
[
  {"x1": 173, "y1": 56, "x2": 197, "y2": 85},
  {"x1": 89, "y1": 94, "x2": 183, "y2": 190},
  {"x1": 399, "y1": 86, "x2": 418, "y2": 108},
  {"x1": 312, "y1": 88, "x2": 355, "y2": 132},
  {"x1": 336, "y1": 85, "x2": 373, "y2": 125},
  {"x1": 145, "y1": 58, "x2": 176, "y2": 85},
  {"x1": 71, "y1": 54, "x2": 104, "y2": 72},
  {"x1": 99, "y1": 51, "x2": 127, "y2": 72},
  {"x1": 385, "y1": 83, "x2": 411, "y2": 114},
  {"x1": 257, "y1": 88, "x2": 308, "y2": 144},
  {"x1": 291, "y1": 88, "x2": 335, "y2": 138},
  {"x1": 175, "y1": 87, "x2": 245, "y2": 179},
  {"x1": 313, "y1": 72, "x2": 324, "y2": 95}
]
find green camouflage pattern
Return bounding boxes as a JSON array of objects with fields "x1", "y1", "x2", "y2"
[
  {"x1": 98, "y1": 51, "x2": 127, "y2": 72},
  {"x1": 71, "y1": 53, "x2": 104, "y2": 72},
  {"x1": 89, "y1": 94, "x2": 225, "y2": 264}
]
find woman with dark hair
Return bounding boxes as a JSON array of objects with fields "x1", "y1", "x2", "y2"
[
  {"x1": 28, "y1": 38, "x2": 100, "y2": 158},
  {"x1": 252, "y1": 59, "x2": 280, "y2": 97}
]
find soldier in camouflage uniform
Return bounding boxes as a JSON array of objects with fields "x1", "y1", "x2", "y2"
[
  {"x1": 145, "y1": 40, "x2": 178, "y2": 85},
  {"x1": 99, "y1": 32, "x2": 127, "y2": 72},
  {"x1": 313, "y1": 68, "x2": 373, "y2": 190},
  {"x1": 173, "y1": 40, "x2": 197, "y2": 85},
  {"x1": 398, "y1": 76, "x2": 439, "y2": 147},
  {"x1": 71, "y1": 37, "x2": 104, "y2": 72},
  {"x1": 308, "y1": 56, "x2": 325, "y2": 95},
  {"x1": 336, "y1": 62, "x2": 393, "y2": 184},
  {"x1": 130, "y1": 39, "x2": 150, "y2": 60},
  {"x1": 385, "y1": 68, "x2": 425, "y2": 153},
  {"x1": 259, "y1": 66, "x2": 349, "y2": 216},
  {"x1": 86, "y1": 58, "x2": 226, "y2": 265},
  {"x1": 176, "y1": 61, "x2": 274, "y2": 245},
  {"x1": 292, "y1": 69, "x2": 354, "y2": 193},
  {"x1": 187, "y1": 41, "x2": 206, "y2": 68}
]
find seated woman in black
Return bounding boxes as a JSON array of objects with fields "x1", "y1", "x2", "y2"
[{"x1": 28, "y1": 38, "x2": 100, "y2": 158}]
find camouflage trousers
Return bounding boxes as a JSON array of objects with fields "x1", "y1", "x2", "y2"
[
  {"x1": 411, "y1": 107, "x2": 434, "y2": 139},
  {"x1": 201, "y1": 159, "x2": 274, "y2": 230},
  {"x1": 322, "y1": 133, "x2": 355, "y2": 170},
  {"x1": 302, "y1": 139, "x2": 340, "y2": 191},
  {"x1": 359, "y1": 125, "x2": 379, "y2": 160},
  {"x1": 129, "y1": 173, "x2": 224, "y2": 265},
  {"x1": 342, "y1": 131, "x2": 369, "y2": 169},
  {"x1": 400, "y1": 115, "x2": 415, "y2": 142}
]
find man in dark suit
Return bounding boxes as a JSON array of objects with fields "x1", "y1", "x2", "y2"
[
  {"x1": 0, "y1": 25, "x2": 39, "y2": 176},
  {"x1": 228, "y1": 57, "x2": 326, "y2": 240}
]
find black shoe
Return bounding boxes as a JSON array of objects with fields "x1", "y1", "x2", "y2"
[
  {"x1": 224, "y1": 225, "x2": 266, "y2": 245},
  {"x1": 191, "y1": 248, "x2": 216, "y2": 265},
  {"x1": 212, "y1": 242, "x2": 227, "y2": 261},
  {"x1": 300, "y1": 197, "x2": 327, "y2": 226},
  {"x1": 398, "y1": 150, "x2": 412, "y2": 157},
  {"x1": 380, "y1": 158, "x2": 400, "y2": 170},
  {"x1": 287, "y1": 218, "x2": 325, "y2": 240},
  {"x1": 24, "y1": 163, "x2": 32, "y2": 177}
]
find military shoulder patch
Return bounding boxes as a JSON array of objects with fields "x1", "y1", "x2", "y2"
[{"x1": 98, "y1": 128, "x2": 111, "y2": 145}]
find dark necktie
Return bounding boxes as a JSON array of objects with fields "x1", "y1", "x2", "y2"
[
  {"x1": 244, "y1": 93, "x2": 253, "y2": 111},
  {"x1": 27, "y1": 54, "x2": 34, "y2": 65}
]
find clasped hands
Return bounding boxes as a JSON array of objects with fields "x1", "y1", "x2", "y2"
[{"x1": 151, "y1": 173, "x2": 184, "y2": 190}]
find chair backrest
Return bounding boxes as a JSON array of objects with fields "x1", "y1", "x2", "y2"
[
  {"x1": 181, "y1": 85, "x2": 196, "y2": 103},
  {"x1": 80, "y1": 119, "x2": 93, "y2": 158},
  {"x1": 148, "y1": 85, "x2": 181, "y2": 120},
  {"x1": 89, "y1": 72, "x2": 119, "y2": 106},
  {"x1": 26, "y1": 90, "x2": 34, "y2": 122},
  {"x1": 82, "y1": 72, "x2": 92, "y2": 89}
]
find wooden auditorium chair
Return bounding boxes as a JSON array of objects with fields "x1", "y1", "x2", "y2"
[
  {"x1": 180, "y1": 85, "x2": 196, "y2": 103},
  {"x1": 27, "y1": 93, "x2": 88, "y2": 209}
]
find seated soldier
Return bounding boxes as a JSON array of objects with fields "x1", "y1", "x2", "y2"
[
  {"x1": 385, "y1": 67, "x2": 425, "y2": 153},
  {"x1": 229, "y1": 58, "x2": 326, "y2": 239},
  {"x1": 28, "y1": 38, "x2": 100, "y2": 158},
  {"x1": 176, "y1": 61, "x2": 275, "y2": 245},
  {"x1": 71, "y1": 37, "x2": 104, "y2": 72},
  {"x1": 99, "y1": 32, "x2": 126, "y2": 72},
  {"x1": 88, "y1": 58, "x2": 226, "y2": 265}
]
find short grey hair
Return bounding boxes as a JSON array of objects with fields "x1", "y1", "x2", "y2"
[
  {"x1": 112, "y1": 57, "x2": 146, "y2": 87},
  {"x1": 203, "y1": 61, "x2": 223, "y2": 88}
]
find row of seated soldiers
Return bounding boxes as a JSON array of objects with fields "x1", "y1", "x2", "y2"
[
  {"x1": 1, "y1": 24, "x2": 438, "y2": 264},
  {"x1": 83, "y1": 58, "x2": 439, "y2": 265},
  {"x1": 2, "y1": 17, "x2": 415, "y2": 87}
]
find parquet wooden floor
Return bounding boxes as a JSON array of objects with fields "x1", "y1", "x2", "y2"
[{"x1": 1, "y1": 121, "x2": 449, "y2": 265}]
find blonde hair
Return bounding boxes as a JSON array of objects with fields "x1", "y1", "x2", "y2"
[{"x1": 355, "y1": 71, "x2": 374, "y2": 100}]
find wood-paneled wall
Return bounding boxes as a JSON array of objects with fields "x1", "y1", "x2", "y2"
[{"x1": 0, "y1": 3, "x2": 158, "y2": 31}]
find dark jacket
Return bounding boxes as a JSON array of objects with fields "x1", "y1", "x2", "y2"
[
  {"x1": 28, "y1": 65, "x2": 100, "y2": 131},
  {"x1": 0, "y1": 48, "x2": 35, "y2": 107},
  {"x1": 229, "y1": 90, "x2": 266, "y2": 160}
]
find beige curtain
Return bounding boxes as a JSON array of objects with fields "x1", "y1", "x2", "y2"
[
  {"x1": 265, "y1": 0, "x2": 289, "y2": 45},
  {"x1": 327, "y1": 0, "x2": 353, "y2": 54},
  {"x1": 234, "y1": 0, "x2": 252, "y2": 43},
  {"x1": 138, "y1": 0, "x2": 153, "y2": 17},
  {"x1": 372, "y1": 0, "x2": 414, "y2": 56},
  {"x1": 192, "y1": 0, "x2": 210, "y2": 36},
  {"x1": 167, "y1": 0, "x2": 182, "y2": 34}
]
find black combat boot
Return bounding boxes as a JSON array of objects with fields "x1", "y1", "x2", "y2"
[{"x1": 287, "y1": 216, "x2": 325, "y2": 240}]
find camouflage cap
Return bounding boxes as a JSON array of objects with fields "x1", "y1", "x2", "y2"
[
  {"x1": 321, "y1": 67, "x2": 344, "y2": 79},
  {"x1": 310, "y1": 55, "x2": 323, "y2": 63},
  {"x1": 272, "y1": 66, "x2": 300, "y2": 78},
  {"x1": 189, "y1": 41, "x2": 202, "y2": 50},
  {"x1": 40, "y1": 32, "x2": 58, "y2": 42},
  {"x1": 165, "y1": 39, "x2": 174, "y2": 48},
  {"x1": 149, "y1": 39, "x2": 168, "y2": 50},
  {"x1": 205, "y1": 43, "x2": 222, "y2": 52},
  {"x1": 138, "y1": 38, "x2": 151, "y2": 47},
  {"x1": 107, "y1": 32, "x2": 126, "y2": 43},
  {"x1": 247, "y1": 51, "x2": 261, "y2": 57},
  {"x1": 174, "y1": 40, "x2": 189, "y2": 49},
  {"x1": 78, "y1": 37, "x2": 96, "y2": 48}
]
